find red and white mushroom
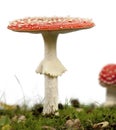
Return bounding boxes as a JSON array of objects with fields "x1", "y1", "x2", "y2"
[
  {"x1": 99, "y1": 64, "x2": 116, "y2": 106},
  {"x1": 8, "y1": 16, "x2": 94, "y2": 115}
]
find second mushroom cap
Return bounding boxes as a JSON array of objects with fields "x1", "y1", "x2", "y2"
[{"x1": 99, "y1": 64, "x2": 116, "y2": 87}]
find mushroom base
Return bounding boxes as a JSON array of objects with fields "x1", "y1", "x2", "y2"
[
  {"x1": 104, "y1": 86, "x2": 116, "y2": 106},
  {"x1": 43, "y1": 75, "x2": 59, "y2": 115}
]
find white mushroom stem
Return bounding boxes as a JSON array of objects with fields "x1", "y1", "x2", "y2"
[
  {"x1": 43, "y1": 75, "x2": 58, "y2": 115},
  {"x1": 104, "y1": 86, "x2": 116, "y2": 106},
  {"x1": 36, "y1": 32, "x2": 66, "y2": 115},
  {"x1": 36, "y1": 32, "x2": 66, "y2": 76}
]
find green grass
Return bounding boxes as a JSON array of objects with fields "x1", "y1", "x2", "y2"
[{"x1": 0, "y1": 103, "x2": 116, "y2": 130}]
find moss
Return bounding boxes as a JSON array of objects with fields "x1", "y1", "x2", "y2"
[{"x1": 0, "y1": 103, "x2": 116, "y2": 129}]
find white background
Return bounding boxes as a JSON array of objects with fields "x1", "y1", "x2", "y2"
[{"x1": 0, "y1": 0, "x2": 116, "y2": 106}]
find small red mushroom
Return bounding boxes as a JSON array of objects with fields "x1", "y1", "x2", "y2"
[
  {"x1": 99, "y1": 64, "x2": 116, "y2": 106},
  {"x1": 8, "y1": 16, "x2": 94, "y2": 115}
]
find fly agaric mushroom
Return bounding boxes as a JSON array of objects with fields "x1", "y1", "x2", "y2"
[
  {"x1": 8, "y1": 16, "x2": 94, "y2": 115},
  {"x1": 99, "y1": 64, "x2": 116, "y2": 106}
]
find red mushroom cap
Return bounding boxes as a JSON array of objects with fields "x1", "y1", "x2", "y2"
[
  {"x1": 99, "y1": 64, "x2": 116, "y2": 87},
  {"x1": 7, "y1": 17, "x2": 94, "y2": 32}
]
